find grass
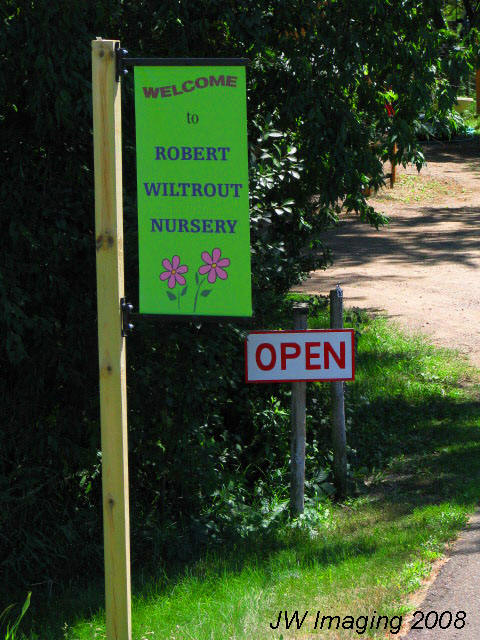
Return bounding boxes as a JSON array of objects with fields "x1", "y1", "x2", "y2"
[
  {"x1": 462, "y1": 106, "x2": 480, "y2": 133},
  {"x1": 372, "y1": 173, "x2": 467, "y2": 204},
  {"x1": 0, "y1": 593, "x2": 31, "y2": 640},
  {"x1": 22, "y1": 305, "x2": 480, "y2": 639}
]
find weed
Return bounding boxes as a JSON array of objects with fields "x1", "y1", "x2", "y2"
[{"x1": 0, "y1": 593, "x2": 31, "y2": 640}]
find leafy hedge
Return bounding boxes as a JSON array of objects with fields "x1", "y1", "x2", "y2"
[{"x1": 0, "y1": 0, "x2": 470, "y2": 595}]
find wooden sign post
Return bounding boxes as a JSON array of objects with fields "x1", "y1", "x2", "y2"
[{"x1": 92, "y1": 38, "x2": 132, "y2": 640}]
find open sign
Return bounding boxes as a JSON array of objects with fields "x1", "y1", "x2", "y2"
[{"x1": 245, "y1": 330, "x2": 355, "y2": 383}]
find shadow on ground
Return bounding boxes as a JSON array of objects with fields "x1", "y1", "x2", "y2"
[
  {"x1": 421, "y1": 138, "x2": 480, "y2": 167},
  {"x1": 319, "y1": 206, "x2": 480, "y2": 271},
  {"x1": 27, "y1": 365, "x2": 480, "y2": 638}
]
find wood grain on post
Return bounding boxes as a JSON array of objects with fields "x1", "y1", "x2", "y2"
[
  {"x1": 330, "y1": 287, "x2": 347, "y2": 499},
  {"x1": 476, "y1": 69, "x2": 480, "y2": 116},
  {"x1": 92, "y1": 38, "x2": 132, "y2": 640},
  {"x1": 390, "y1": 142, "x2": 397, "y2": 189},
  {"x1": 290, "y1": 302, "x2": 308, "y2": 517}
]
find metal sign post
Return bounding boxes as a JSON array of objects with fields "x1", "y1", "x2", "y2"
[
  {"x1": 330, "y1": 287, "x2": 347, "y2": 499},
  {"x1": 290, "y1": 304, "x2": 308, "y2": 517},
  {"x1": 245, "y1": 315, "x2": 355, "y2": 513}
]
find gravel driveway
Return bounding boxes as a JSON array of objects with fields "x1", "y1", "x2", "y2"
[{"x1": 296, "y1": 138, "x2": 480, "y2": 367}]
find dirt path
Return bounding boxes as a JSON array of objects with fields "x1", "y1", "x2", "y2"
[
  {"x1": 296, "y1": 138, "x2": 480, "y2": 367},
  {"x1": 403, "y1": 511, "x2": 480, "y2": 639}
]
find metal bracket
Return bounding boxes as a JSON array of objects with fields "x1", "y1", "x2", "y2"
[
  {"x1": 115, "y1": 45, "x2": 129, "y2": 82},
  {"x1": 115, "y1": 45, "x2": 249, "y2": 81},
  {"x1": 121, "y1": 298, "x2": 134, "y2": 337}
]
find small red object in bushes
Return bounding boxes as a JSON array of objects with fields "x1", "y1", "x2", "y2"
[{"x1": 385, "y1": 103, "x2": 395, "y2": 117}]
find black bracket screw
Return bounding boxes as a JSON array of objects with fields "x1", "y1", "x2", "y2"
[
  {"x1": 115, "y1": 46, "x2": 129, "y2": 82},
  {"x1": 121, "y1": 298, "x2": 134, "y2": 337}
]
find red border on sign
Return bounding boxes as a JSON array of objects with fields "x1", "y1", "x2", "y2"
[{"x1": 244, "y1": 329, "x2": 355, "y2": 383}]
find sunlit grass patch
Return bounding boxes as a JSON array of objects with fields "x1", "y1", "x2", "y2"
[
  {"x1": 372, "y1": 173, "x2": 467, "y2": 204},
  {"x1": 29, "y1": 306, "x2": 480, "y2": 640}
]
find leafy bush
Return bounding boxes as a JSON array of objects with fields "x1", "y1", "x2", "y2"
[{"x1": 416, "y1": 108, "x2": 471, "y2": 140}]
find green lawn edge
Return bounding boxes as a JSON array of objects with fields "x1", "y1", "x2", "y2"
[{"x1": 23, "y1": 299, "x2": 480, "y2": 639}]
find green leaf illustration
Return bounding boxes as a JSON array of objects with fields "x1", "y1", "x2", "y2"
[
  {"x1": 201, "y1": 289, "x2": 212, "y2": 297},
  {"x1": 181, "y1": 286, "x2": 188, "y2": 297},
  {"x1": 195, "y1": 272, "x2": 199, "y2": 285},
  {"x1": 166, "y1": 291, "x2": 176, "y2": 301}
]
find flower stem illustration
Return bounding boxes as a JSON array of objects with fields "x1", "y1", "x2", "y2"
[
  {"x1": 193, "y1": 248, "x2": 230, "y2": 312},
  {"x1": 159, "y1": 250, "x2": 230, "y2": 312},
  {"x1": 159, "y1": 255, "x2": 188, "y2": 309},
  {"x1": 193, "y1": 274, "x2": 206, "y2": 313}
]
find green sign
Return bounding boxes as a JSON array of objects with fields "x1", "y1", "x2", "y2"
[{"x1": 134, "y1": 65, "x2": 251, "y2": 316}]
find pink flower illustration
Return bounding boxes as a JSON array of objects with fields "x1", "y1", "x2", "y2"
[
  {"x1": 198, "y1": 248, "x2": 230, "y2": 283},
  {"x1": 160, "y1": 255, "x2": 188, "y2": 288}
]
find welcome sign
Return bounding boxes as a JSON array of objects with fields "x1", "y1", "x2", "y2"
[{"x1": 134, "y1": 65, "x2": 251, "y2": 316}]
